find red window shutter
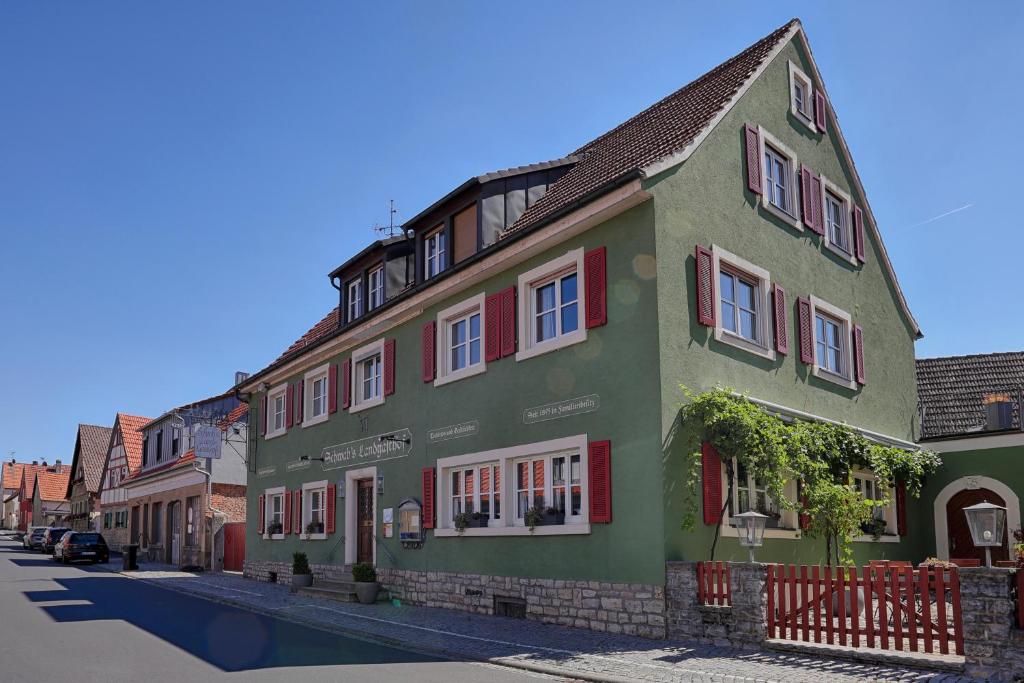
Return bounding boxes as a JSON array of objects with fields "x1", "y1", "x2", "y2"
[
  {"x1": 328, "y1": 363, "x2": 338, "y2": 414},
  {"x1": 694, "y1": 245, "x2": 715, "y2": 327},
  {"x1": 814, "y1": 90, "x2": 827, "y2": 132},
  {"x1": 896, "y1": 482, "x2": 907, "y2": 536},
  {"x1": 701, "y1": 442, "x2": 723, "y2": 525},
  {"x1": 744, "y1": 123, "x2": 762, "y2": 195},
  {"x1": 773, "y1": 283, "x2": 788, "y2": 355},
  {"x1": 297, "y1": 380, "x2": 304, "y2": 425},
  {"x1": 342, "y1": 358, "x2": 351, "y2": 410},
  {"x1": 852, "y1": 324, "x2": 866, "y2": 385},
  {"x1": 853, "y1": 205, "x2": 866, "y2": 262},
  {"x1": 326, "y1": 484, "x2": 336, "y2": 534},
  {"x1": 484, "y1": 293, "x2": 501, "y2": 362},
  {"x1": 588, "y1": 440, "x2": 612, "y2": 523},
  {"x1": 260, "y1": 395, "x2": 267, "y2": 436},
  {"x1": 809, "y1": 174, "x2": 825, "y2": 236},
  {"x1": 584, "y1": 247, "x2": 607, "y2": 328},
  {"x1": 293, "y1": 489, "x2": 302, "y2": 534},
  {"x1": 499, "y1": 286, "x2": 517, "y2": 358},
  {"x1": 799, "y1": 484, "x2": 811, "y2": 531},
  {"x1": 797, "y1": 296, "x2": 814, "y2": 364},
  {"x1": 422, "y1": 321, "x2": 436, "y2": 382},
  {"x1": 284, "y1": 490, "x2": 292, "y2": 533},
  {"x1": 285, "y1": 384, "x2": 294, "y2": 429},
  {"x1": 257, "y1": 495, "x2": 265, "y2": 533},
  {"x1": 421, "y1": 468, "x2": 435, "y2": 529},
  {"x1": 800, "y1": 165, "x2": 813, "y2": 229},
  {"x1": 383, "y1": 338, "x2": 396, "y2": 396}
]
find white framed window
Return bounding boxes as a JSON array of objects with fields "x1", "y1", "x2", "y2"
[
  {"x1": 710, "y1": 245, "x2": 775, "y2": 360},
  {"x1": 303, "y1": 364, "x2": 330, "y2": 428},
  {"x1": 265, "y1": 384, "x2": 287, "y2": 439},
  {"x1": 852, "y1": 471, "x2": 898, "y2": 542},
  {"x1": 809, "y1": 295, "x2": 857, "y2": 390},
  {"x1": 302, "y1": 480, "x2": 327, "y2": 539},
  {"x1": 425, "y1": 227, "x2": 446, "y2": 279},
  {"x1": 757, "y1": 126, "x2": 801, "y2": 230},
  {"x1": 347, "y1": 277, "x2": 363, "y2": 321},
  {"x1": 435, "y1": 293, "x2": 486, "y2": 386},
  {"x1": 264, "y1": 486, "x2": 285, "y2": 539},
  {"x1": 368, "y1": 266, "x2": 385, "y2": 310},
  {"x1": 516, "y1": 248, "x2": 587, "y2": 361},
  {"x1": 721, "y1": 459, "x2": 800, "y2": 539},
  {"x1": 350, "y1": 338, "x2": 385, "y2": 413},
  {"x1": 818, "y1": 175, "x2": 857, "y2": 265},
  {"x1": 434, "y1": 434, "x2": 590, "y2": 537},
  {"x1": 788, "y1": 61, "x2": 816, "y2": 132}
]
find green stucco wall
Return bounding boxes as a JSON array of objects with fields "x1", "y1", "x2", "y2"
[
  {"x1": 247, "y1": 201, "x2": 668, "y2": 585},
  {"x1": 650, "y1": 38, "x2": 920, "y2": 565}
]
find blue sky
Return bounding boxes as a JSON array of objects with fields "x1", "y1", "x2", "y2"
[{"x1": 1, "y1": 2, "x2": 1021, "y2": 462}]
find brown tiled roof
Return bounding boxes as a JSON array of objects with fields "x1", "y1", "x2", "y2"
[
  {"x1": 273, "y1": 308, "x2": 339, "y2": 366},
  {"x1": 125, "y1": 450, "x2": 196, "y2": 483},
  {"x1": 502, "y1": 19, "x2": 798, "y2": 237},
  {"x1": 116, "y1": 413, "x2": 152, "y2": 472},
  {"x1": 34, "y1": 469, "x2": 71, "y2": 502},
  {"x1": 77, "y1": 424, "x2": 113, "y2": 494},
  {"x1": 916, "y1": 352, "x2": 1024, "y2": 439}
]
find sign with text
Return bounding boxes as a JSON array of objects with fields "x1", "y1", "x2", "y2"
[
  {"x1": 319, "y1": 429, "x2": 413, "y2": 470},
  {"x1": 195, "y1": 425, "x2": 222, "y2": 459},
  {"x1": 428, "y1": 420, "x2": 479, "y2": 443},
  {"x1": 285, "y1": 459, "x2": 311, "y2": 472},
  {"x1": 256, "y1": 466, "x2": 277, "y2": 478},
  {"x1": 523, "y1": 394, "x2": 600, "y2": 424}
]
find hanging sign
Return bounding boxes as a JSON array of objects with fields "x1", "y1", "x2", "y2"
[
  {"x1": 194, "y1": 425, "x2": 222, "y2": 459},
  {"x1": 319, "y1": 428, "x2": 413, "y2": 470}
]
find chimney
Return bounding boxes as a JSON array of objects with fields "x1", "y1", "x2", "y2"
[
  {"x1": 234, "y1": 371, "x2": 250, "y2": 386},
  {"x1": 55, "y1": 459, "x2": 62, "y2": 467},
  {"x1": 32, "y1": 460, "x2": 38, "y2": 466},
  {"x1": 983, "y1": 392, "x2": 1015, "y2": 431}
]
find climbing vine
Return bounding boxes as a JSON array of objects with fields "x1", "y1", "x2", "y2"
[{"x1": 678, "y1": 387, "x2": 941, "y2": 565}]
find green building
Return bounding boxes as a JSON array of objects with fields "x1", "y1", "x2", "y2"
[{"x1": 237, "y1": 19, "x2": 924, "y2": 637}]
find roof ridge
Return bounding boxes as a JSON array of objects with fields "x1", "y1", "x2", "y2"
[{"x1": 917, "y1": 350, "x2": 1024, "y2": 363}]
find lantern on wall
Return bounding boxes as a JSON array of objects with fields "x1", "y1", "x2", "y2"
[
  {"x1": 963, "y1": 501, "x2": 1007, "y2": 567},
  {"x1": 734, "y1": 510, "x2": 768, "y2": 563}
]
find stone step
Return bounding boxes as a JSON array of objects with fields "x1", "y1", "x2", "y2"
[
  {"x1": 316, "y1": 578, "x2": 357, "y2": 592},
  {"x1": 296, "y1": 585, "x2": 359, "y2": 602}
]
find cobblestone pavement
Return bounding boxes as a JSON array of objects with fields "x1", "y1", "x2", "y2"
[{"x1": 107, "y1": 563, "x2": 973, "y2": 683}]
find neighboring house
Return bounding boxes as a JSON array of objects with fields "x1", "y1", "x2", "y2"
[
  {"x1": 31, "y1": 467, "x2": 71, "y2": 527},
  {"x1": 65, "y1": 424, "x2": 114, "y2": 532},
  {"x1": 915, "y1": 352, "x2": 1024, "y2": 565},
  {"x1": 97, "y1": 414, "x2": 150, "y2": 551},
  {"x1": 123, "y1": 390, "x2": 248, "y2": 570},
  {"x1": 237, "y1": 19, "x2": 922, "y2": 639},
  {"x1": 3, "y1": 462, "x2": 63, "y2": 530}
]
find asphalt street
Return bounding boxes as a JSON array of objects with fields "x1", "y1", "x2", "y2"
[{"x1": 0, "y1": 536, "x2": 554, "y2": 683}]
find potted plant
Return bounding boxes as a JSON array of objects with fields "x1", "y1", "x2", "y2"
[
  {"x1": 525, "y1": 506, "x2": 544, "y2": 531},
  {"x1": 306, "y1": 520, "x2": 324, "y2": 535},
  {"x1": 860, "y1": 517, "x2": 888, "y2": 541},
  {"x1": 291, "y1": 552, "x2": 313, "y2": 588},
  {"x1": 267, "y1": 521, "x2": 283, "y2": 536},
  {"x1": 352, "y1": 562, "x2": 379, "y2": 604},
  {"x1": 453, "y1": 512, "x2": 471, "y2": 535},
  {"x1": 469, "y1": 512, "x2": 490, "y2": 528},
  {"x1": 542, "y1": 506, "x2": 565, "y2": 526}
]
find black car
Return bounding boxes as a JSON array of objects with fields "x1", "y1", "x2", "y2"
[
  {"x1": 40, "y1": 527, "x2": 71, "y2": 554},
  {"x1": 54, "y1": 532, "x2": 109, "y2": 564}
]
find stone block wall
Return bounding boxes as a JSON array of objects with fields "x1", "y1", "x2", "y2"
[
  {"x1": 244, "y1": 559, "x2": 351, "y2": 584},
  {"x1": 666, "y1": 561, "x2": 767, "y2": 649},
  {"x1": 959, "y1": 567, "x2": 1021, "y2": 681}
]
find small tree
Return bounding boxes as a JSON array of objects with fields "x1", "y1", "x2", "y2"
[{"x1": 292, "y1": 552, "x2": 311, "y2": 576}]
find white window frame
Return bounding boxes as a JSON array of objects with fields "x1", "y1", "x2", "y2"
[
  {"x1": 447, "y1": 462, "x2": 502, "y2": 527},
  {"x1": 719, "y1": 459, "x2": 800, "y2": 540},
  {"x1": 710, "y1": 245, "x2": 775, "y2": 361},
  {"x1": 349, "y1": 338, "x2": 385, "y2": 413},
  {"x1": 435, "y1": 292, "x2": 486, "y2": 387},
  {"x1": 425, "y1": 227, "x2": 447, "y2": 279},
  {"x1": 851, "y1": 470, "x2": 899, "y2": 543},
  {"x1": 434, "y1": 434, "x2": 591, "y2": 538},
  {"x1": 265, "y1": 384, "x2": 287, "y2": 440},
  {"x1": 347, "y1": 277, "x2": 363, "y2": 321},
  {"x1": 368, "y1": 265, "x2": 385, "y2": 310},
  {"x1": 303, "y1": 364, "x2": 330, "y2": 428},
  {"x1": 263, "y1": 486, "x2": 285, "y2": 540},
  {"x1": 515, "y1": 248, "x2": 587, "y2": 362},
  {"x1": 302, "y1": 479, "x2": 328, "y2": 540},
  {"x1": 757, "y1": 126, "x2": 802, "y2": 230},
  {"x1": 818, "y1": 175, "x2": 857, "y2": 265},
  {"x1": 788, "y1": 61, "x2": 817, "y2": 132},
  {"x1": 809, "y1": 295, "x2": 858, "y2": 390}
]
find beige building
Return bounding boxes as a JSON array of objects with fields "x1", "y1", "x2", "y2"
[
  {"x1": 97, "y1": 413, "x2": 150, "y2": 551},
  {"x1": 65, "y1": 424, "x2": 113, "y2": 532}
]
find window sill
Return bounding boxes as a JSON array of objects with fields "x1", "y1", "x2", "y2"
[
  {"x1": 264, "y1": 430, "x2": 286, "y2": 441},
  {"x1": 853, "y1": 534, "x2": 900, "y2": 544},
  {"x1": 302, "y1": 413, "x2": 329, "y2": 429},
  {"x1": 516, "y1": 329, "x2": 587, "y2": 362},
  {"x1": 434, "y1": 523, "x2": 591, "y2": 538},
  {"x1": 812, "y1": 366, "x2": 858, "y2": 391},
  {"x1": 824, "y1": 241, "x2": 858, "y2": 266},
  {"x1": 714, "y1": 328, "x2": 776, "y2": 361},
  {"x1": 263, "y1": 534, "x2": 285, "y2": 541},
  {"x1": 761, "y1": 200, "x2": 802, "y2": 231},
  {"x1": 434, "y1": 362, "x2": 486, "y2": 387},
  {"x1": 300, "y1": 533, "x2": 327, "y2": 541},
  {"x1": 349, "y1": 396, "x2": 384, "y2": 414},
  {"x1": 792, "y1": 110, "x2": 817, "y2": 134}
]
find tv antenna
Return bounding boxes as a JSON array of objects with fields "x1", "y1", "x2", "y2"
[{"x1": 372, "y1": 199, "x2": 410, "y2": 239}]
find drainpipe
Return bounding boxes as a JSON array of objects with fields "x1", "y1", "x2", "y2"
[{"x1": 193, "y1": 462, "x2": 227, "y2": 571}]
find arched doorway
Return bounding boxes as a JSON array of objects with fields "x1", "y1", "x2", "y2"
[{"x1": 945, "y1": 487, "x2": 1010, "y2": 563}]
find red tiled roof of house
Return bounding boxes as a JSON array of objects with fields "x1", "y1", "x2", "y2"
[
  {"x1": 34, "y1": 469, "x2": 71, "y2": 502},
  {"x1": 273, "y1": 308, "x2": 339, "y2": 366},
  {"x1": 218, "y1": 403, "x2": 249, "y2": 431},
  {"x1": 116, "y1": 413, "x2": 151, "y2": 472},
  {"x1": 3, "y1": 462, "x2": 49, "y2": 492}
]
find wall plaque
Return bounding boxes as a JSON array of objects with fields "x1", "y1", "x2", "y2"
[
  {"x1": 428, "y1": 420, "x2": 479, "y2": 443},
  {"x1": 256, "y1": 466, "x2": 277, "y2": 478},
  {"x1": 523, "y1": 394, "x2": 600, "y2": 424}
]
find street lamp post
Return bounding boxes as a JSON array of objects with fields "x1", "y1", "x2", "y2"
[
  {"x1": 734, "y1": 511, "x2": 768, "y2": 563},
  {"x1": 963, "y1": 501, "x2": 1007, "y2": 567}
]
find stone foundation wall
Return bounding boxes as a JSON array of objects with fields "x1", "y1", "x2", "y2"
[
  {"x1": 244, "y1": 559, "x2": 347, "y2": 584},
  {"x1": 666, "y1": 561, "x2": 767, "y2": 649}
]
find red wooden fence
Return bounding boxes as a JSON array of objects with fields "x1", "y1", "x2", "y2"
[
  {"x1": 697, "y1": 561, "x2": 731, "y2": 606},
  {"x1": 767, "y1": 564, "x2": 963, "y2": 656}
]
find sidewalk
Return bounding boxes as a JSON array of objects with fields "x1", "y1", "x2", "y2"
[{"x1": 106, "y1": 563, "x2": 971, "y2": 683}]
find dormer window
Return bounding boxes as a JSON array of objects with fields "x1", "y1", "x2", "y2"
[
  {"x1": 347, "y1": 277, "x2": 363, "y2": 320},
  {"x1": 368, "y1": 266, "x2": 384, "y2": 310},
  {"x1": 172, "y1": 427, "x2": 181, "y2": 457},
  {"x1": 425, "y1": 226, "x2": 446, "y2": 279},
  {"x1": 155, "y1": 429, "x2": 163, "y2": 462},
  {"x1": 142, "y1": 436, "x2": 149, "y2": 466}
]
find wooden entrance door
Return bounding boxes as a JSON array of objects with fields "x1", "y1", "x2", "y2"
[
  {"x1": 356, "y1": 479, "x2": 374, "y2": 565},
  {"x1": 130, "y1": 506, "x2": 140, "y2": 544},
  {"x1": 222, "y1": 522, "x2": 246, "y2": 571},
  {"x1": 946, "y1": 487, "x2": 1009, "y2": 563}
]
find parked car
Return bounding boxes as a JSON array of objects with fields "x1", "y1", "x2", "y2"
[
  {"x1": 24, "y1": 526, "x2": 48, "y2": 550},
  {"x1": 53, "y1": 532, "x2": 109, "y2": 564},
  {"x1": 41, "y1": 527, "x2": 71, "y2": 554}
]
